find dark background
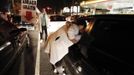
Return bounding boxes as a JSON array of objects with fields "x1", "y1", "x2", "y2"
[{"x1": 0, "y1": 0, "x2": 84, "y2": 13}]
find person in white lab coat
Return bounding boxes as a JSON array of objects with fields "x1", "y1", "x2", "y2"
[
  {"x1": 39, "y1": 8, "x2": 50, "y2": 41},
  {"x1": 44, "y1": 17, "x2": 87, "y2": 75}
]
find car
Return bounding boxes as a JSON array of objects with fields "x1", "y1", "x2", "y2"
[
  {"x1": 49, "y1": 15, "x2": 66, "y2": 21},
  {"x1": 48, "y1": 15, "x2": 66, "y2": 35},
  {"x1": 64, "y1": 15, "x2": 134, "y2": 75},
  {"x1": 0, "y1": 17, "x2": 28, "y2": 75}
]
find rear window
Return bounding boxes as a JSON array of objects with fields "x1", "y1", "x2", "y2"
[{"x1": 50, "y1": 15, "x2": 66, "y2": 21}]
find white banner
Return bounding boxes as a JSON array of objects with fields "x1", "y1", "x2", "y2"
[
  {"x1": 21, "y1": 0, "x2": 37, "y2": 21},
  {"x1": 22, "y1": 0, "x2": 37, "y2": 11}
]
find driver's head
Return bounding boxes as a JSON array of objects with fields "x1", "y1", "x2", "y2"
[{"x1": 75, "y1": 17, "x2": 87, "y2": 32}]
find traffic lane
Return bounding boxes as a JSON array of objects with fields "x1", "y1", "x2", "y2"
[
  {"x1": 25, "y1": 30, "x2": 40, "y2": 75},
  {"x1": 40, "y1": 43, "x2": 55, "y2": 75},
  {"x1": 23, "y1": 45, "x2": 35, "y2": 75},
  {"x1": 0, "y1": 32, "x2": 28, "y2": 75},
  {"x1": 7, "y1": 30, "x2": 40, "y2": 75},
  {"x1": 3, "y1": 44, "x2": 35, "y2": 75}
]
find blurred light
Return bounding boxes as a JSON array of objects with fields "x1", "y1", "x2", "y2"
[
  {"x1": 0, "y1": 42, "x2": 11, "y2": 51},
  {"x1": 86, "y1": 21, "x2": 94, "y2": 33},
  {"x1": 63, "y1": 7, "x2": 70, "y2": 12},
  {"x1": 71, "y1": 6, "x2": 80, "y2": 13},
  {"x1": 77, "y1": 66, "x2": 82, "y2": 72},
  {"x1": 80, "y1": 0, "x2": 109, "y2": 6},
  {"x1": 46, "y1": 7, "x2": 51, "y2": 10}
]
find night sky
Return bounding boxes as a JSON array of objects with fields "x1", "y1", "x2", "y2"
[
  {"x1": 37, "y1": 0, "x2": 82, "y2": 12},
  {"x1": 0, "y1": 0, "x2": 65, "y2": 12},
  {"x1": 37, "y1": 0, "x2": 70, "y2": 11},
  {"x1": 0, "y1": 0, "x2": 84, "y2": 13},
  {"x1": 0, "y1": 0, "x2": 9, "y2": 11}
]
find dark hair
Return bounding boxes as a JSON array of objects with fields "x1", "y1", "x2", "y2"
[{"x1": 75, "y1": 17, "x2": 87, "y2": 28}]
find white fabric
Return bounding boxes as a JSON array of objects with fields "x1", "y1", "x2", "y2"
[
  {"x1": 44, "y1": 25, "x2": 73, "y2": 65},
  {"x1": 39, "y1": 13, "x2": 50, "y2": 32},
  {"x1": 67, "y1": 24, "x2": 81, "y2": 43},
  {"x1": 40, "y1": 13, "x2": 50, "y2": 26},
  {"x1": 44, "y1": 23, "x2": 81, "y2": 65},
  {"x1": 75, "y1": 35, "x2": 81, "y2": 42}
]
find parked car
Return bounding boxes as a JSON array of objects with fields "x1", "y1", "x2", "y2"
[
  {"x1": 0, "y1": 17, "x2": 28, "y2": 75},
  {"x1": 49, "y1": 15, "x2": 66, "y2": 21},
  {"x1": 64, "y1": 15, "x2": 134, "y2": 75},
  {"x1": 48, "y1": 15, "x2": 66, "y2": 35}
]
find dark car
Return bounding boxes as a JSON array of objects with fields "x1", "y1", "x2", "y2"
[
  {"x1": 0, "y1": 17, "x2": 28, "y2": 75},
  {"x1": 64, "y1": 15, "x2": 134, "y2": 75}
]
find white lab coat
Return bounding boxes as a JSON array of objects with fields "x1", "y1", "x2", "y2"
[
  {"x1": 44, "y1": 22, "x2": 80, "y2": 65},
  {"x1": 39, "y1": 13, "x2": 50, "y2": 33}
]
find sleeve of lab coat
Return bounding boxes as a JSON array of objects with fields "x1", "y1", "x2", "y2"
[
  {"x1": 67, "y1": 24, "x2": 81, "y2": 42},
  {"x1": 67, "y1": 24, "x2": 79, "y2": 39}
]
